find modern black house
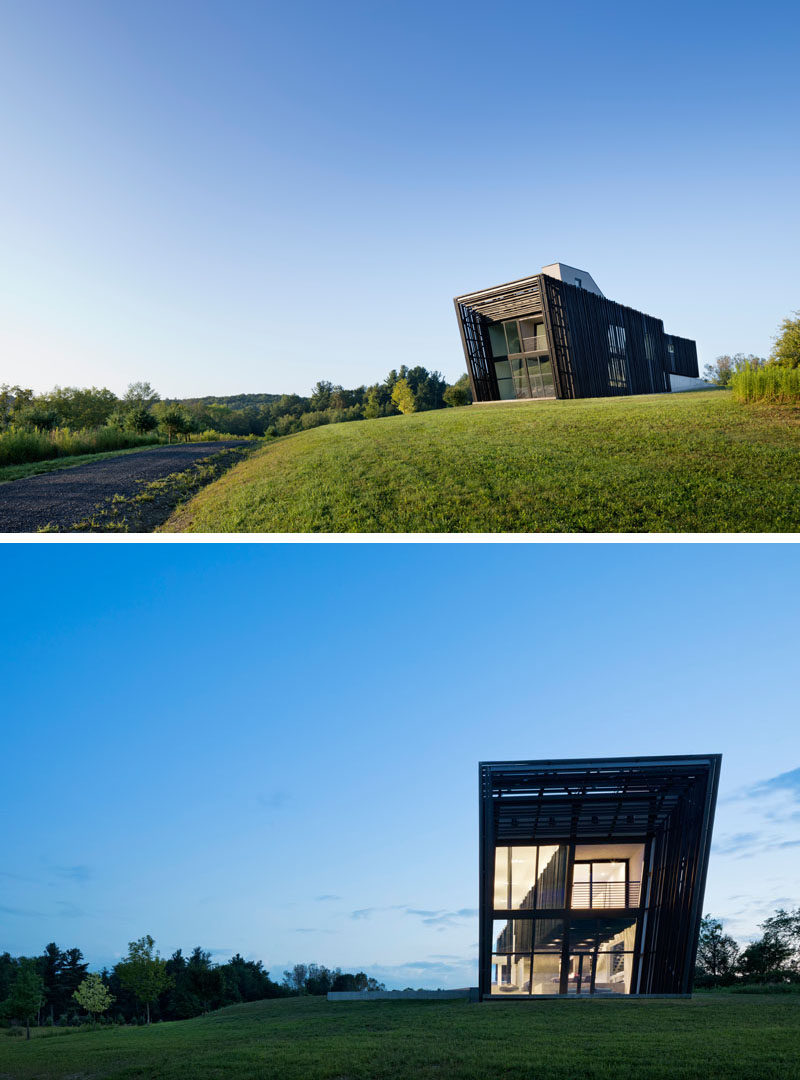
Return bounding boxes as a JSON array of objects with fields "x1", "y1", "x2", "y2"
[
  {"x1": 479, "y1": 754, "x2": 721, "y2": 999},
  {"x1": 455, "y1": 263, "x2": 700, "y2": 402}
]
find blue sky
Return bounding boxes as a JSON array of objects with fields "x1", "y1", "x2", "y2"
[
  {"x1": 1, "y1": 543, "x2": 798, "y2": 987},
  {"x1": 1, "y1": 0, "x2": 798, "y2": 398}
]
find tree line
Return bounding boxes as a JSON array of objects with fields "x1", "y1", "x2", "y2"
[
  {"x1": 695, "y1": 907, "x2": 800, "y2": 988},
  {"x1": 702, "y1": 309, "x2": 800, "y2": 386},
  {"x1": 1, "y1": 366, "x2": 473, "y2": 443},
  {"x1": 0, "y1": 937, "x2": 385, "y2": 1038}
]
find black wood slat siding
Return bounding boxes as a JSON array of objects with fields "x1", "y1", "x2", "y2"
[
  {"x1": 666, "y1": 335, "x2": 700, "y2": 378},
  {"x1": 542, "y1": 277, "x2": 673, "y2": 398},
  {"x1": 455, "y1": 302, "x2": 498, "y2": 402}
]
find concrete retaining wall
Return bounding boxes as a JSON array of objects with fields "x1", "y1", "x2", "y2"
[
  {"x1": 669, "y1": 374, "x2": 711, "y2": 392},
  {"x1": 328, "y1": 988, "x2": 479, "y2": 1002}
]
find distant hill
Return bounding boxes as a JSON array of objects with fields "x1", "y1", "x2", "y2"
[{"x1": 167, "y1": 393, "x2": 289, "y2": 408}]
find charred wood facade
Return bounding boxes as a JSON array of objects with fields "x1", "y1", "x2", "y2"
[
  {"x1": 455, "y1": 270, "x2": 698, "y2": 402},
  {"x1": 479, "y1": 755, "x2": 721, "y2": 999}
]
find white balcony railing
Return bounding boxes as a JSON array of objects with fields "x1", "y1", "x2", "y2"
[{"x1": 571, "y1": 880, "x2": 640, "y2": 909}]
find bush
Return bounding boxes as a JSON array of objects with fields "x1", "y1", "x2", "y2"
[{"x1": 731, "y1": 365, "x2": 800, "y2": 404}]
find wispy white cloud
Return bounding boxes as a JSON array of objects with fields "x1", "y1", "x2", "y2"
[{"x1": 53, "y1": 864, "x2": 92, "y2": 883}]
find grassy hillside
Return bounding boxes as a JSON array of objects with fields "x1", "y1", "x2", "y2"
[
  {"x1": 163, "y1": 390, "x2": 800, "y2": 533},
  {"x1": 2, "y1": 994, "x2": 799, "y2": 1080}
]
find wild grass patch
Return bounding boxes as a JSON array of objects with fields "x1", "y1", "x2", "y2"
[
  {"x1": 0, "y1": 427, "x2": 162, "y2": 468},
  {"x1": 731, "y1": 366, "x2": 800, "y2": 404}
]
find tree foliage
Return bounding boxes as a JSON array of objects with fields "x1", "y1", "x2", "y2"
[
  {"x1": 126, "y1": 407, "x2": 159, "y2": 434},
  {"x1": 156, "y1": 407, "x2": 191, "y2": 443},
  {"x1": 281, "y1": 963, "x2": 385, "y2": 995},
  {"x1": 695, "y1": 908, "x2": 800, "y2": 988},
  {"x1": 124, "y1": 381, "x2": 161, "y2": 408},
  {"x1": 2, "y1": 958, "x2": 44, "y2": 1039},
  {"x1": 391, "y1": 378, "x2": 416, "y2": 415},
  {"x1": 443, "y1": 374, "x2": 472, "y2": 407},
  {"x1": 695, "y1": 915, "x2": 740, "y2": 985},
  {"x1": 770, "y1": 311, "x2": 800, "y2": 369},
  {"x1": 115, "y1": 936, "x2": 173, "y2": 1024},
  {"x1": 702, "y1": 354, "x2": 766, "y2": 387},
  {"x1": 73, "y1": 973, "x2": 115, "y2": 1023}
]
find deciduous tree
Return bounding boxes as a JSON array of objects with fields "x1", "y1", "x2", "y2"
[
  {"x1": 124, "y1": 382, "x2": 161, "y2": 409},
  {"x1": 115, "y1": 935, "x2": 172, "y2": 1024},
  {"x1": 126, "y1": 407, "x2": 159, "y2": 435},
  {"x1": 391, "y1": 378, "x2": 416, "y2": 415},
  {"x1": 4, "y1": 959, "x2": 44, "y2": 1039},
  {"x1": 695, "y1": 915, "x2": 739, "y2": 985},
  {"x1": 73, "y1": 973, "x2": 115, "y2": 1024},
  {"x1": 158, "y1": 408, "x2": 190, "y2": 443},
  {"x1": 770, "y1": 311, "x2": 800, "y2": 368}
]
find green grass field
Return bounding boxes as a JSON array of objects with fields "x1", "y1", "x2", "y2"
[
  {"x1": 163, "y1": 391, "x2": 800, "y2": 533},
  {"x1": 2, "y1": 995, "x2": 799, "y2": 1080}
]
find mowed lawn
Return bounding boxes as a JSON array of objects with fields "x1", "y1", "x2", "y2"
[
  {"x1": 163, "y1": 391, "x2": 800, "y2": 533},
  {"x1": 2, "y1": 995, "x2": 799, "y2": 1080}
]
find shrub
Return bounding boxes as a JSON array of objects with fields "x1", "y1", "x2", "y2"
[{"x1": 731, "y1": 365, "x2": 800, "y2": 404}]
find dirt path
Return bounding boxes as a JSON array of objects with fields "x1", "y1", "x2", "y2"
[{"x1": 0, "y1": 441, "x2": 250, "y2": 533}]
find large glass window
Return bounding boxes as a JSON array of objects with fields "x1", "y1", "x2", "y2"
[
  {"x1": 539, "y1": 357, "x2": 554, "y2": 396},
  {"x1": 491, "y1": 918, "x2": 566, "y2": 996},
  {"x1": 491, "y1": 953, "x2": 531, "y2": 994},
  {"x1": 504, "y1": 320, "x2": 521, "y2": 354},
  {"x1": 519, "y1": 319, "x2": 547, "y2": 352},
  {"x1": 488, "y1": 324, "x2": 508, "y2": 359},
  {"x1": 567, "y1": 917, "x2": 637, "y2": 953},
  {"x1": 594, "y1": 945, "x2": 633, "y2": 994},
  {"x1": 531, "y1": 953, "x2": 561, "y2": 994},
  {"x1": 486, "y1": 318, "x2": 554, "y2": 400},
  {"x1": 494, "y1": 360, "x2": 515, "y2": 400},
  {"x1": 493, "y1": 846, "x2": 568, "y2": 910},
  {"x1": 571, "y1": 859, "x2": 628, "y2": 909}
]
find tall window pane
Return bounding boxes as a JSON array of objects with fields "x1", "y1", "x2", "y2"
[
  {"x1": 488, "y1": 324, "x2": 508, "y2": 359},
  {"x1": 594, "y1": 948, "x2": 633, "y2": 994},
  {"x1": 491, "y1": 953, "x2": 531, "y2": 994},
  {"x1": 510, "y1": 848, "x2": 537, "y2": 909},
  {"x1": 531, "y1": 953, "x2": 561, "y2": 995},
  {"x1": 537, "y1": 845, "x2": 568, "y2": 908},
  {"x1": 504, "y1": 321, "x2": 521, "y2": 354},
  {"x1": 494, "y1": 848, "x2": 510, "y2": 909}
]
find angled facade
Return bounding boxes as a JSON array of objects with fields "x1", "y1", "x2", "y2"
[
  {"x1": 479, "y1": 755, "x2": 721, "y2": 999},
  {"x1": 455, "y1": 264, "x2": 699, "y2": 402}
]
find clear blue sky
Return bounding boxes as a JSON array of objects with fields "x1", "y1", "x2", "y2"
[
  {"x1": 1, "y1": 542, "x2": 798, "y2": 987},
  {"x1": 1, "y1": 0, "x2": 798, "y2": 398}
]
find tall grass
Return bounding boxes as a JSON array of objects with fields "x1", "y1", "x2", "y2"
[
  {"x1": 0, "y1": 426, "x2": 163, "y2": 467},
  {"x1": 731, "y1": 365, "x2": 800, "y2": 404},
  {"x1": 185, "y1": 430, "x2": 260, "y2": 442}
]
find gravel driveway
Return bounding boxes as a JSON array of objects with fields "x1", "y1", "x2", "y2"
[{"x1": 0, "y1": 441, "x2": 249, "y2": 533}]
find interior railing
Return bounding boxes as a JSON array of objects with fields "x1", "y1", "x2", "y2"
[{"x1": 570, "y1": 880, "x2": 640, "y2": 908}]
